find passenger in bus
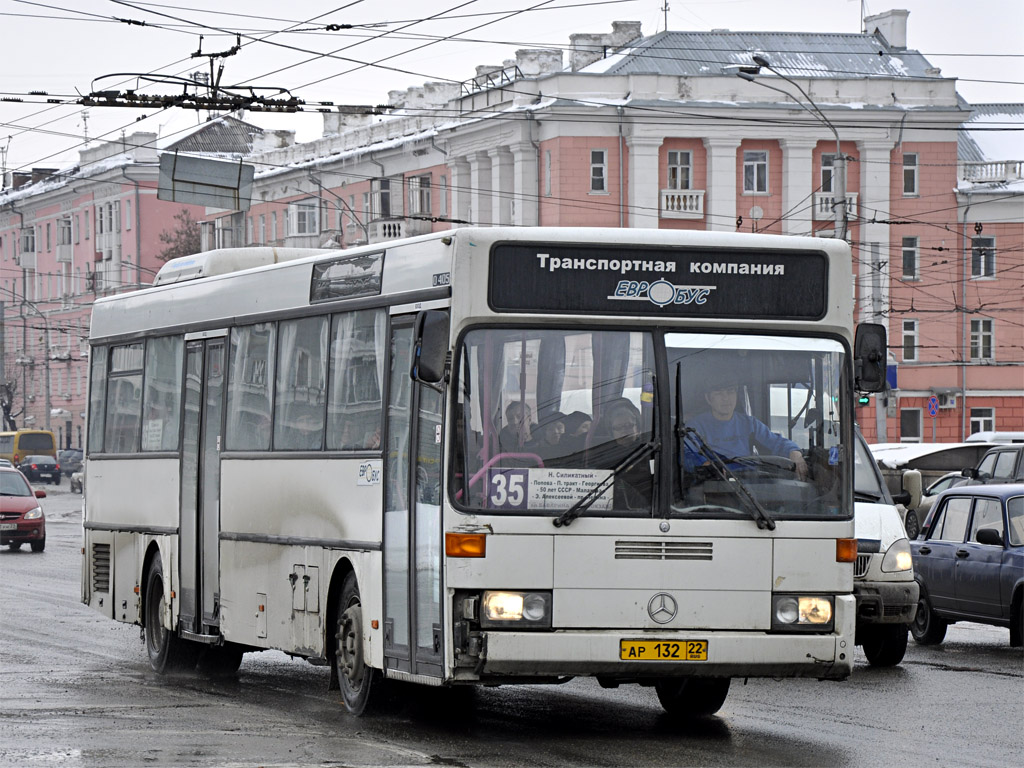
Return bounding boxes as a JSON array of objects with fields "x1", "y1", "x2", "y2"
[
  {"x1": 686, "y1": 372, "x2": 809, "y2": 479},
  {"x1": 561, "y1": 411, "x2": 593, "y2": 453},
  {"x1": 589, "y1": 398, "x2": 652, "y2": 507},
  {"x1": 527, "y1": 411, "x2": 567, "y2": 462},
  {"x1": 497, "y1": 401, "x2": 533, "y2": 454}
]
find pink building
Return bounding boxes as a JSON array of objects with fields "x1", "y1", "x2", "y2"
[
  {"x1": 0, "y1": 121, "x2": 258, "y2": 446},
  {"x1": 199, "y1": 11, "x2": 1019, "y2": 443}
]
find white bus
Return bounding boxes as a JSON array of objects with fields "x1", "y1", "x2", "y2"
[{"x1": 82, "y1": 227, "x2": 887, "y2": 718}]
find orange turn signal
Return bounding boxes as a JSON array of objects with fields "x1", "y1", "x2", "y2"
[
  {"x1": 836, "y1": 538, "x2": 858, "y2": 563},
  {"x1": 445, "y1": 532, "x2": 486, "y2": 558}
]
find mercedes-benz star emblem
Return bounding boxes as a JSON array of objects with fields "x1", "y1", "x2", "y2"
[{"x1": 647, "y1": 593, "x2": 678, "y2": 624}]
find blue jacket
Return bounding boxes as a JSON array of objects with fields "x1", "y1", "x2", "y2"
[{"x1": 684, "y1": 411, "x2": 799, "y2": 469}]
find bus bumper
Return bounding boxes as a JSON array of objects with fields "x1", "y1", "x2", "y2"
[{"x1": 476, "y1": 595, "x2": 855, "y2": 681}]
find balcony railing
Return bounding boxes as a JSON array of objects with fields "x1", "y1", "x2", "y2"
[
  {"x1": 813, "y1": 192, "x2": 858, "y2": 221},
  {"x1": 660, "y1": 189, "x2": 705, "y2": 220},
  {"x1": 56, "y1": 243, "x2": 73, "y2": 263},
  {"x1": 368, "y1": 218, "x2": 432, "y2": 243},
  {"x1": 961, "y1": 160, "x2": 1023, "y2": 183}
]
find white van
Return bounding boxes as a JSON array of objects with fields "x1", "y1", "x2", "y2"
[{"x1": 852, "y1": 429, "x2": 922, "y2": 666}]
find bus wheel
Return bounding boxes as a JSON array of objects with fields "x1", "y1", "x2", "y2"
[
  {"x1": 335, "y1": 572, "x2": 377, "y2": 715},
  {"x1": 655, "y1": 677, "x2": 730, "y2": 718},
  {"x1": 861, "y1": 623, "x2": 909, "y2": 667},
  {"x1": 144, "y1": 556, "x2": 198, "y2": 674},
  {"x1": 197, "y1": 643, "x2": 244, "y2": 676}
]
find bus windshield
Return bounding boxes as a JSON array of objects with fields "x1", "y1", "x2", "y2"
[
  {"x1": 451, "y1": 327, "x2": 849, "y2": 520},
  {"x1": 452, "y1": 327, "x2": 656, "y2": 515},
  {"x1": 669, "y1": 332, "x2": 848, "y2": 520}
]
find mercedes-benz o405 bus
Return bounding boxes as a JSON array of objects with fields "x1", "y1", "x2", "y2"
[{"x1": 82, "y1": 227, "x2": 886, "y2": 717}]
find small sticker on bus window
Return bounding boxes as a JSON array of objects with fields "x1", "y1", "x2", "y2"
[
  {"x1": 829, "y1": 446, "x2": 839, "y2": 465},
  {"x1": 357, "y1": 460, "x2": 383, "y2": 486}
]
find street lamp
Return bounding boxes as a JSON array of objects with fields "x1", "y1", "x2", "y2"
[{"x1": 737, "y1": 55, "x2": 848, "y2": 240}]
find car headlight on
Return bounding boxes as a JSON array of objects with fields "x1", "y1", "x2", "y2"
[
  {"x1": 771, "y1": 594, "x2": 834, "y2": 631},
  {"x1": 881, "y1": 538, "x2": 913, "y2": 572},
  {"x1": 480, "y1": 590, "x2": 552, "y2": 629},
  {"x1": 24, "y1": 507, "x2": 43, "y2": 520}
]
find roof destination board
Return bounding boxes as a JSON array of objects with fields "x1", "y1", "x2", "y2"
[{"x1": 488, "y1": 243, "x2": 828, "y2": 320}]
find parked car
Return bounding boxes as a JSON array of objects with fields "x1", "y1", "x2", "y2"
[
  {"x1": 70, "y1": 471, "x2": 84, "y2": 494},
  {"x1": 16, "y1": 455, "x2": 61, "y2": 485},
  {"x1": 0, "y1": 458, "x2": 13, "y2": 467},
  {"x1": 961, "y1": 444, "x2": 1024, "y2": 485},
  {"x1": 58, "y1": 448, "x2": 83, "y2": 478},
  {"x1": 852, "y1": 431, "x2": 921, "y2": 666},
  {"x1": 914, "y1": 471, "x2": 971, "y2": 528},
  {"x1": 911, "y1": 485, "x2": 1024, "y2": 648},
  {"x1": 0, "y1": 467, "x2": 47, "y2": 552}
]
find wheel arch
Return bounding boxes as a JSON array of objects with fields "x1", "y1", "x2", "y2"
[
  {"x1": 325, "y1": 557, "x2": 357, "y2": 667},
  {"x1": 140, "y1": 540, "x2": 164, "y2": 629}
]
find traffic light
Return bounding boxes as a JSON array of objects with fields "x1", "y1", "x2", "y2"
[{"x1": 857, "y1": 394, "x2": 871, "y2": 406}]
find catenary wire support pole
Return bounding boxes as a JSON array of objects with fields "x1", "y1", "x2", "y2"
[{"x1": 738, "y1": 56, "x2": 848, "y2": 241}]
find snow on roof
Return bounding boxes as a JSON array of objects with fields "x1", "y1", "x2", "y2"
[{"x1": 958, "y1": 103, "x2": 1024, "y2": 163}]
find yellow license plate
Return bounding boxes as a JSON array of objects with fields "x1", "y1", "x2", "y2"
[{"x1": 619, "y1": 640, "x2": 708, "y2": 661}]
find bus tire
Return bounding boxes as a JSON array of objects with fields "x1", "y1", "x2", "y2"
[
  {"x1": 334, "y1": 571, "x2": 377, "y2": 716},
  {"x1": 655, "y1": 676, "x2": 730, "y2": 718},
  {"x1": 197, "y1": 643, "x2": 245, "y2": 676},
  {"x1": 861, "y1": 623, "x2": 909, "y2": 667},
  {"x1": 144, "y1": 555, "x2": 198, "y2": 674}
]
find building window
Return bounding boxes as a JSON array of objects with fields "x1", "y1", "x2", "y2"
[
  {"x1": 820, "y1": 153, "x2": 836, "y2": 193},
  {"x1": 971, "y1": 236, "x2": 995, "y2": 278},
  {"x1": 84, "y1": 210, "x2": 90, "y2": 239},
  {"x1": 408, "y1": 174, "x2": 431, "y2": 215},
  {"x1": 902, "y1": 237, "x2": 919, "y2": 279},
  {"x1": 58, "y1": 218, "x2": 72, "y2": 247},
  {"x1": 246, "y1": 216, "x2": 254, "y2": 244},
  {"x1": 288, "y1": 199, "x2": 319, "y2": 236},
  {"x1": 271, "y1": 212, "x2": 277, "y2": 241},
  {"x1": 667, "y1": 150, "x2": 692, "y2": 190},
  {"x1": 970, "y1": 319, "x2": 994, "y2": 361},
  {"x1": 590, "y1": 150, "x2": 607, "y2": 193},
  {"x1": 258, "y1": 214, "x2": 266, "y2": 244},
  {"x1": 372, "y1": 179, "x2": 391, "y2": 219},
  {"x1": 125, "y1": 200, "x2": 132, "y2": 230},
  {"x1": 902, "y1": 319, "x2": 918, "y2": 361},
  {"x1": 743, "y1": 150, "x2": 768, "y2": 194},
  {"x1": 362, "y1": 192, "x2": 371, "y2": 221},
  {"x1": 74, "y1": 214, "x2": 80, "y2": 243},
  {"x1": 903, "y1": 153, "x2": 918, "y2": 196},
  {"x1": 46, "y1": 222, "x2": 52, "y2": 251},
  {"x1": 439, "y1": 177, "x2": 448, "y2": 216},
  {"x1": 900, "y1": 409, "x2": 922, "y2": 443},
  {"x1": 970, "y1": 407, "x2": 995, "y2": 435},
  {"x1": 544, "y1": 150, "x2": 552, "y2": 196}
]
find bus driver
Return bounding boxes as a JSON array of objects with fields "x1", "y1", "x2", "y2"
[{"x1": 686, "y1": 371, "x2": 809, "y2": 480}]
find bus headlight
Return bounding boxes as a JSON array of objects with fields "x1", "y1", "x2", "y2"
[
  {"x1": 881, "y1": 539, "x2": 913, "y2": 572},
  {"x1": 480, "y1": 591, "x2": 552, "y2": 629},
  {"x1": 771, "y1": 594, "x2": 834, "y2": 631}
]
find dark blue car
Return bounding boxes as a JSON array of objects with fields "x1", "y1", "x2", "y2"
[{"x1": 910, "y1": 485, "x2": 1023, "y2": 647}]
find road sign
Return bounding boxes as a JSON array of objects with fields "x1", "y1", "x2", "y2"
[{"x1": 928, "y1": 396, "x2": 939, "y2": 417}]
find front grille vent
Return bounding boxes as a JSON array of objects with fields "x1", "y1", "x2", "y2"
[
  {"x1": 615, "y1": 540, "x2": 713, "y2": 561},
  {"x1": 853, "y1": 554, "x2": 871, "y2": 578},
  {"x1": 92, "y1": 543, "x2": 111, "y2": 592}
]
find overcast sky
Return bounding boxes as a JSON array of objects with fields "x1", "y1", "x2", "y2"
[{"x1": 1, "y1": 0, "x2": 1021, "y2": 174}]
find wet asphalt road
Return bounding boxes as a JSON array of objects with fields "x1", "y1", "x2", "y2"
[{"x1": 1, "y1": 486, "x2": 1021, "y2": 767}]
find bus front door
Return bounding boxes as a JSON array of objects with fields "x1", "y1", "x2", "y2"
[
  {"x1": 178, "y1": 337, "x2": 226, "y2": 639},
  {"x1": 383, "y1": 320, "x2": 444, "y2": 681}
]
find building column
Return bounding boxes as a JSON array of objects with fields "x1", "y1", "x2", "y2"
[
  {"x1": 625, "y1": 136, "x2": 661, "y2": 228},
  {"x1": 488, "y1": 147, "x2": 514, "y2": 226},
  {"x1": 857, "y1": 140, "x2": 895, "y2": 325},
  {"x1": 779, "y1": 139, "x2": 816, "y2": 236},
  {"x1": 449, "y1": 157, "x2": 471, "y2": 227},
  {"x1": 468, "y1": 151, "x2": 493, "y2": 226},
  {"x1": 702, "y1": 139, "x2": 741, "y2": 232},
  {"x1": 509, "y1": 141, "x2": 539, "y2": 226}
]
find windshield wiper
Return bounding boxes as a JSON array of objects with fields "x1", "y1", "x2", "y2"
[
  {"x1": 682, "y1": 428, "x2": 776, "y2": 531},
  {"x1": 553, "y1": 438, "x2": 660, "y2": 528}
]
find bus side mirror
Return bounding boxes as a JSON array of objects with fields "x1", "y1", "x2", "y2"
[
  {"x1": 854, "y1": 323, "x2": 887, "y2": 393},
  {"x1": 412, "y1": 310, "x2": 450, "y2": 385}
]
